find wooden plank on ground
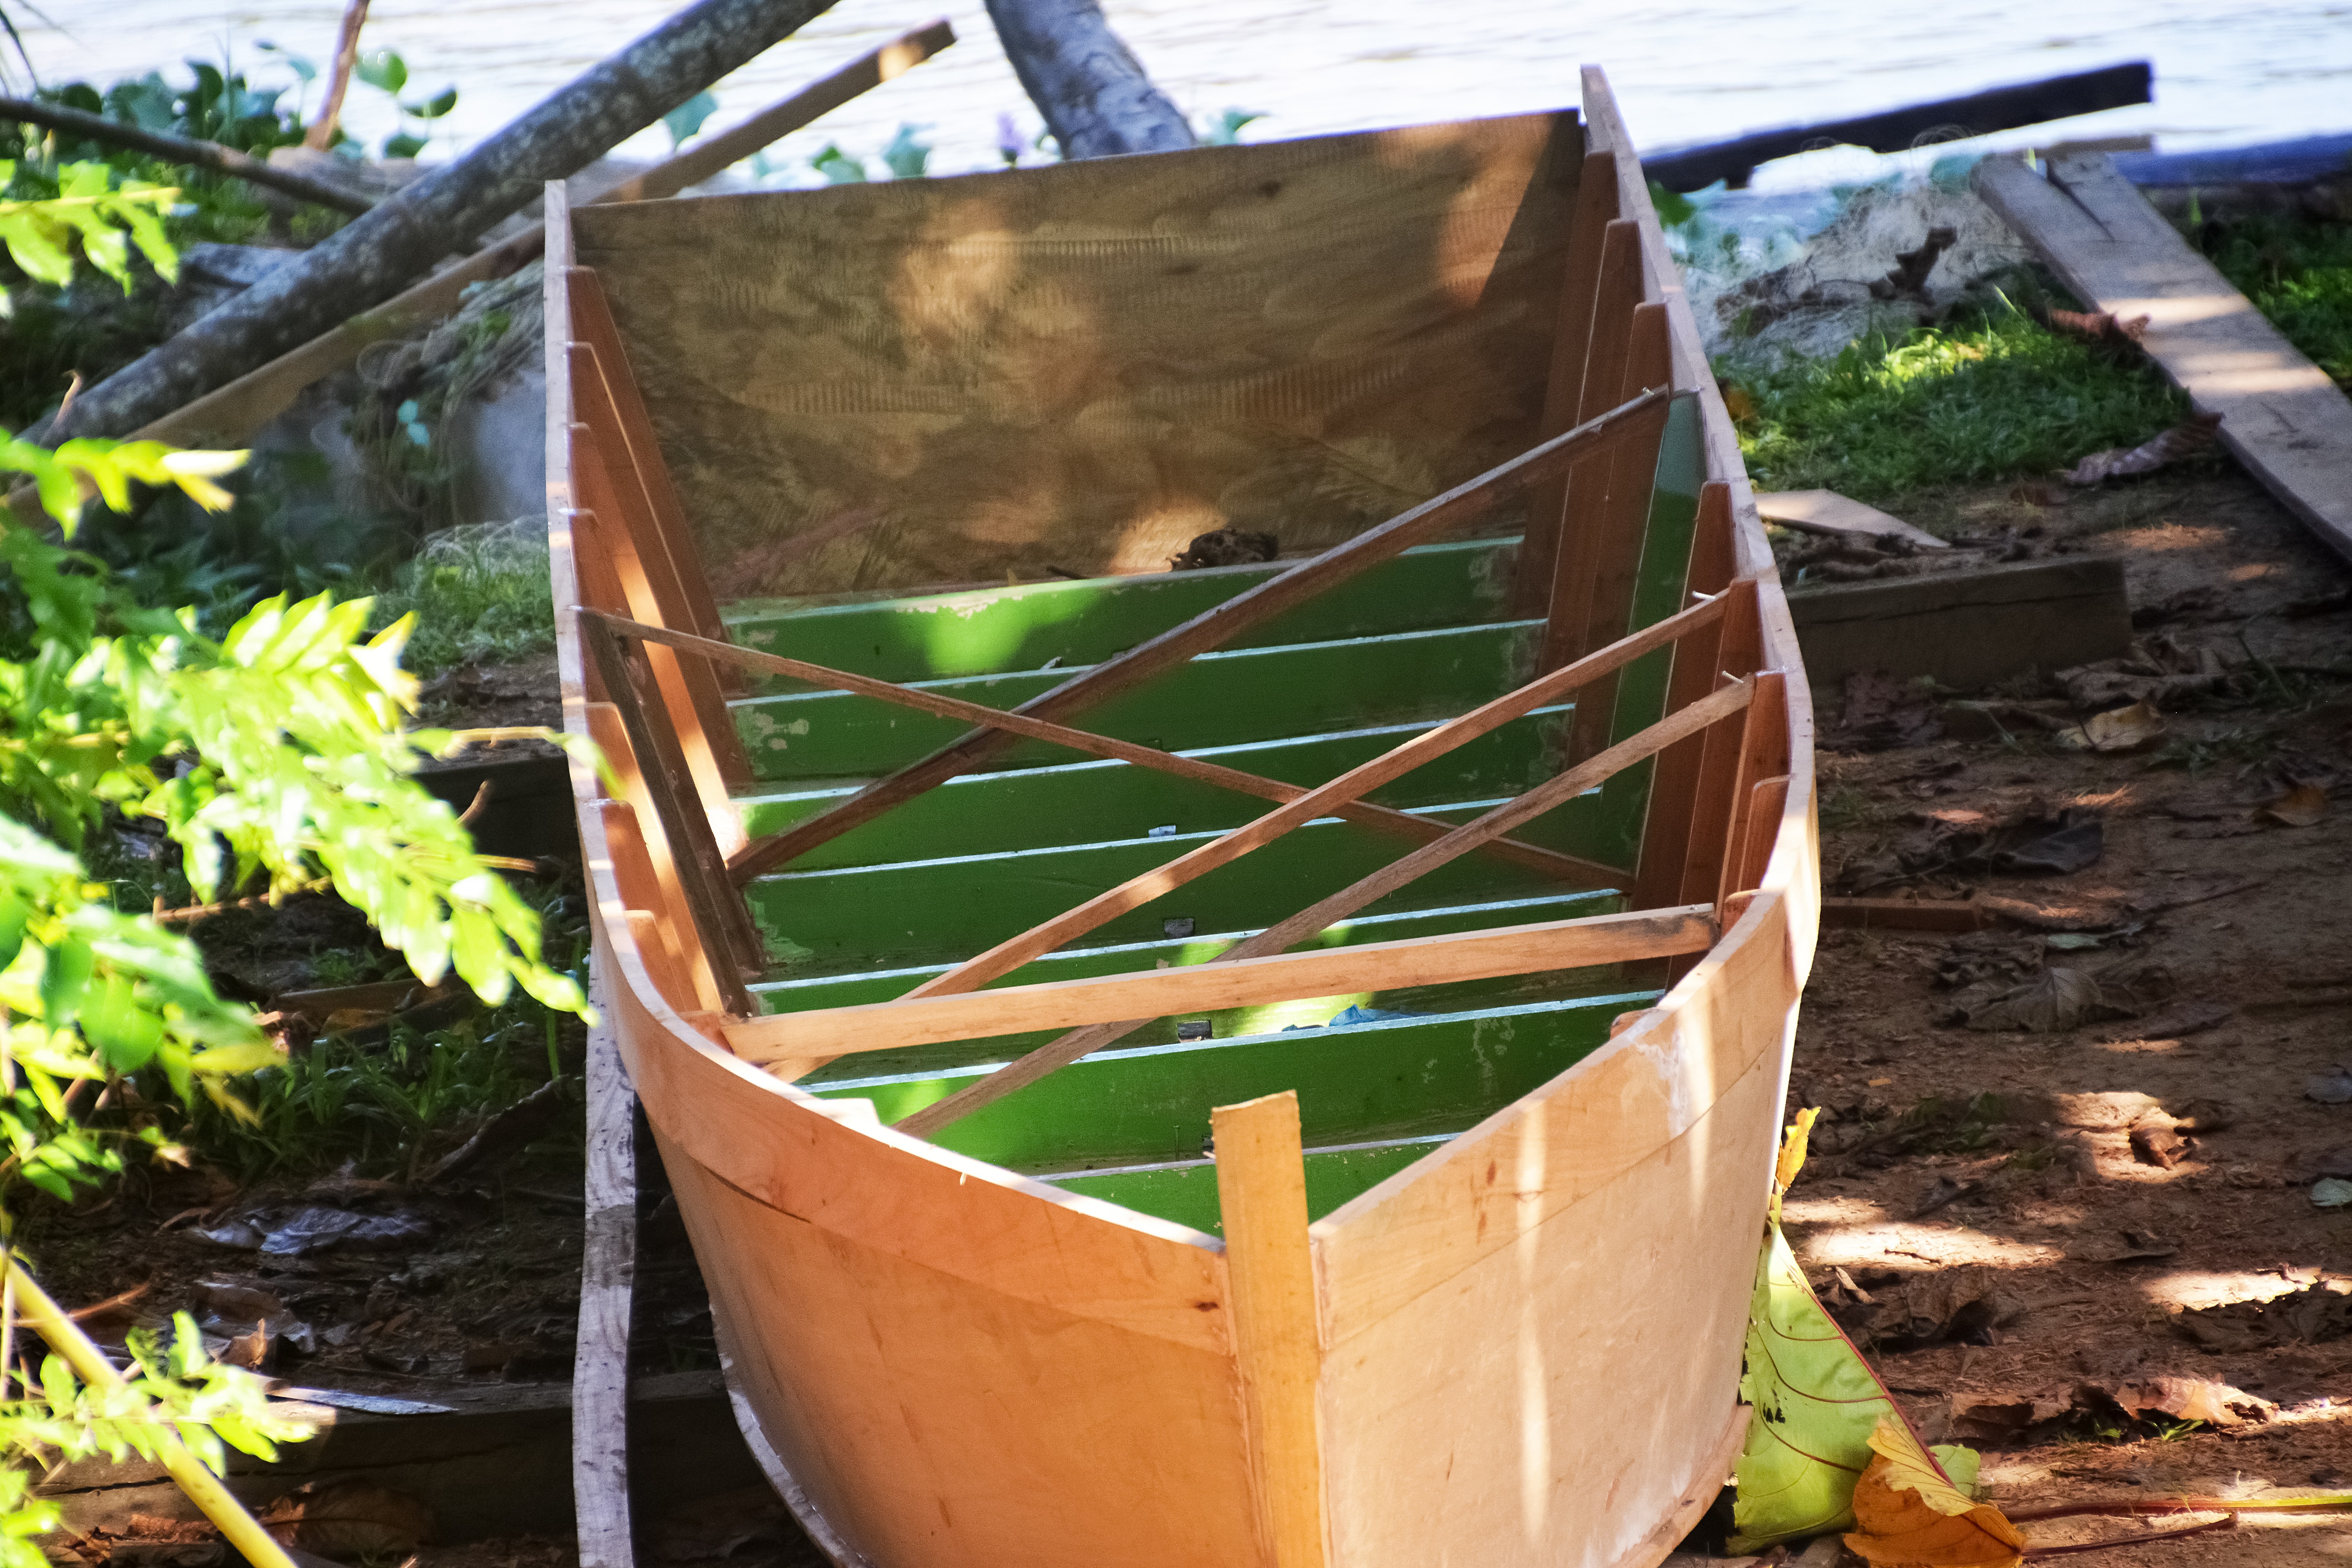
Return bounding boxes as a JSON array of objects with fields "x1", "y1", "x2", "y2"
[
  {"x1": 1787, "y1": 556, "x2": 2129, "y2": 695},
  {"x1": 1975, "y1": 151, "x2": 2352, "y2": 564},
  {"x1": 573, "y1": 956, "x2": 635, "y2": 1568},
  {"x1": 1754, "y1": 490, "x2": 1948, "y2": 551}
]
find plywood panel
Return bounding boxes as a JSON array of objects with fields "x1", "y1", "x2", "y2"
[
  {"x1": 1317, "y1": 1054, "x2": 1780, "y2": 1568},
  {"x1": 1314, "y1": 890, "x2": 1793, "y2": 1342},
  {"x1": 658, "y1": 1126, "x2": 1266, "y2": 1568},
  {"x1": 573, "y1": 114, "x2": 1583, "y2": 593}
]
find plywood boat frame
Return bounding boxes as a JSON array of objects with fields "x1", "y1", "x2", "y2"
[{"x1": 552, "y1": 67, "x2": 1817, "y2": 1568}]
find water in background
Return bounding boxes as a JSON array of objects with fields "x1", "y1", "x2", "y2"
[{"x1": 20, "y1": 0, "x2": 2352, "y2": 193}]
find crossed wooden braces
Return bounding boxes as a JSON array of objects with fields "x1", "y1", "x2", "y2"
[{"x1": 573, "y1": 379, "x2": 1791, "y2": 1139}]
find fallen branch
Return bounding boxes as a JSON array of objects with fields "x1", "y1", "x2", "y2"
[{"x1": 0, "y1": 94, "x2": 372, "y2": 215}]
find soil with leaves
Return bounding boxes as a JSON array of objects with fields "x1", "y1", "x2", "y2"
[{"x1": 1761, "y1": 466, "x2": 2352, "y2": 1566}]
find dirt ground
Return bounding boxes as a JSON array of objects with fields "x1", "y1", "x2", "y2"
[{"x1": 1776, "y1": 466, "x2": 2352, "y2": 1564}]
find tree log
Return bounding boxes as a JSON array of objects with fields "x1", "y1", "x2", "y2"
[
  {"x1": 49, "y1": 0, "x2": 841, "y2": 445},
  {"x1": 985, "y1": 0, "x2": 1194, "y2": 159},
  {"x1": 0, "y1": 95, "x2": 373, "y2": 215}
]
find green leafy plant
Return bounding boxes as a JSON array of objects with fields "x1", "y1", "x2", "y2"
[
  {"x1": 0, "y1": 184, "x2": 585, "y2": 1563},
  {"x1": 351, "y1": 48, "x2": 457, "y2": 160},
  {"x1": 0, "y1": 161, "x2": 176, "y2": 295}
]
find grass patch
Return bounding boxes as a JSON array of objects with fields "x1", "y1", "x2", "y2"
[
  {"x1": 2200, "y1": 212, "x2": 2352, "y2": 390},
  {"x1": 365, "y1": 519, "x2": 557, "y2": 678},
  {"x1": 1725, "y1": 295, "x2": 2191, "y2": 502}
]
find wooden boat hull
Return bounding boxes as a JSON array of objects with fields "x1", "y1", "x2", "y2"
[{"x1": 551, "y1": 69, "x2": 1815, "y2": 1568}]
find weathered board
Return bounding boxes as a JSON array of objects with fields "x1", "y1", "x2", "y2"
[
  {"x1": 1976, "y1": 151, "x2": 2352, "y2": 565},
  {"x1": 1787, "y1": 556, "x2": 2130, "y2": 696}
]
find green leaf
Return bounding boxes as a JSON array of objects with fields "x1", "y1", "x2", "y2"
[
  {"x1": 37, "y1": 937, "x2": 95, "y2": 1027},
  {"x1": 355, "y1": 48, "x2": 407, "y2": 95},
  {"x1": 80, "y1": 972, "x2": 164, "y2": 1071},
  {"x1": 0, "y1": 212, "x2": 75, "y2": 286},
  {"x1": 409, "y1": 85, "x2": 458, "y2": 119},
  {"x1": 381, "y1": 132, "x2": 426, "y2": 160},
  {"x1": 662, "y1": 90, "x2": 718, "y2": 149},
  {"x1": 1731, "y1": 1225, "x2": 1977, "y2": 1551}
]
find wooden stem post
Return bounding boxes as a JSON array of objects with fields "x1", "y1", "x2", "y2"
[
  {"x1": 1213, "y1": 1092, "x2": 1328, "y2": 1568},
  {"x1": 573, "y1": 958, "x2": 636, "y2": 1568}
]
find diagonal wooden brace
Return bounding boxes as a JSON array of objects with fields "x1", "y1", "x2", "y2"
[{"x1": 726, "y1": 384, "x2": 1686, "y2": 884}]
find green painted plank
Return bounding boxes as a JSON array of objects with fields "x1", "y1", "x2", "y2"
[
  {"x1": 748, "y1": 799, "x2": 1614, "y2": 973},
  {"x1": 790, "y1": 967, "x2": 1632, "y2": 1078},
  {"x1": 1040, "y1": 1134, "x2": 1453, "y2": 1234},
  {"x1": 724, "y1": 538, "x2": 1515, "y2": 685},
  {"x1": 756, "y1": 890, "x2": 1618, "y2": 1013},
  {"x1": 732, "y1": 708, "x2": 1573, "y2": 865},
  {"x1": 732, "y1": 620, "x2": 1538, "y2": 782},
  {"x1": 807, "y1": 989, "x2": 1658, "y2": 1169}
]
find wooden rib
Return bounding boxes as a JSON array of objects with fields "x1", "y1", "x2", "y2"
[
  {"x1": 1631, "y1": 483, "x2": 1737, "y2": 910},
  {"x1": 902, "y1": 590, "x2": 1731, "y2": 1002},
  {"x1": 1715, "y1": 671, "x2": 1791, "y2": 916},
  {"x1": 568, "y1": 276, "x2": 730, "y2": 648},
  {"x1": 589, "y1": 732, "x2": 721, "y2": 1015},
  {"x1": 579, "y1": 615, "x2": 760, "y2": 1012},
  {"x1": 1512, "y1": 147, "x2": 1623, "y2": 615},
  {"x1": 1558, "y1": 302, "x2": 1676, "y2": 763},
  {"x1": 894, "y1": 675, "x2": 1755, "y2": 1138},
  {"x1": 725, "y1": 905, "x2": 1713, "y2": 1064},
  {"x1": 726, "y1": 384, "x2": 1683, "y2": 882},
  {"x1": 1734, "y1": 775, "x2": 1793, "y2": 898},
  {"x1": 572, "y1": 956, "x2": 635, "y2": 1568},
  {"x1": 1674, "y1": 579, "x2": 1764, "y2": 906},
  {"x1": 587, "y1": 611, "x2": 1609, "y2": 884},
  {"x1": 569, "y1": 292, "x2": 754, "y2": 787},
  {"x1": 1534, "y1": 222, "x2": 1646, "y2": 662},
  {"x1": 130, "y1": 22, "x2": 958, "y2": 448},
  {"x1": 1213, "y1": 1091, "x2": 1329, "y2": 1568},
  {"x1": 570, "y1": 404, "x2": 747, "y2": 849}
]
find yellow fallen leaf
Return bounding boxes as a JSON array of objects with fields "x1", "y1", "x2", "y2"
[{"x1": 1846, "y1": 1414, "x2": 2025, "y2": 1568}]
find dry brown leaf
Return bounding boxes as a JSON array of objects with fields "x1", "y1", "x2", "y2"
[
  {"x1": 2064, "y1": 412, "x2": 2225, "y2": 485},
  {"x1": 2096, "y1": 1374, "x2": 2275, "y2": 1428},
  {"x1": 2259, "y1": 783, "x2": 2330, "y2": 828},
  {"x1": 259, "y1": 1479, "x2": 434, "y2": 1557},
  {"x1": 1846, "y1": 1415, "x2": 2024, "y2": 1567},
  {"x1": 2047, "y1": 307, "x2": 2150, "y2": 344},
  {"x1": 2060, "y1": 700, "x2": 2165, "y2": 753}
]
